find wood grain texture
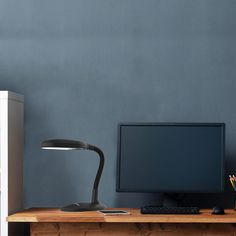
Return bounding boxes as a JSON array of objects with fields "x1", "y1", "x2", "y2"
[
  {"x1": 7, "y1": 208, "x2": 236, "y2": 223},
  {"x1": 30, "y1": 223, "x2": 236, "y2": 236}
]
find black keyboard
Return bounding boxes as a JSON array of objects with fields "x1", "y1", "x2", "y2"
[{"x1": 141, "y1": 206, "x2": 200, "y2": 214}]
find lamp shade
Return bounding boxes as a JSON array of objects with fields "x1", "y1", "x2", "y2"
[{"x1": 41, "y1": 139, "x2": 91, "y2": 150}]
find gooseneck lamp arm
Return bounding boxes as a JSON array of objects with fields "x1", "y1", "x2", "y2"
[{"x1": 88, "y1": 145, "x2": 104, "y2": 204}]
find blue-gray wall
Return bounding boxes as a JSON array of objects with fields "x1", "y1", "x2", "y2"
[{"x1": 1, "y1": 0, "x2": 236, "y2": 208}]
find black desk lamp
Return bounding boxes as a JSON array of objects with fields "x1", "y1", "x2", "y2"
[{"x1": 41, "y1": 139, "x2": 105, "y2": 212}]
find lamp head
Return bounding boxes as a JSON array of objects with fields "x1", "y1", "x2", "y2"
[{"x1": 41, "y1": 139, "x2": 90, "y2": 150}]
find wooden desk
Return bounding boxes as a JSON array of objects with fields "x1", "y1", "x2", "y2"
[{"x1": 7, "y1": 208, "x2": 236, "y2": 235}]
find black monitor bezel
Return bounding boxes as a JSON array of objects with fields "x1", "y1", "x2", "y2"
[{"x1": 116, "y1": 122, "x2": 225, "y2": 193}]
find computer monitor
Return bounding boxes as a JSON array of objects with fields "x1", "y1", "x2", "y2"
[{"x1": 117, "y1": 123, "x2": 225, "y2": 193}]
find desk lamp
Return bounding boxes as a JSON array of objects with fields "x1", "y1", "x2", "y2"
[{"x1": 41, "y1": 139, "x2": 105, "y2": 212}]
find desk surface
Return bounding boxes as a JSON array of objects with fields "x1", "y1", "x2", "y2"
[{"x1": 7, "y1": 208, "x2": 236, "y2": 223}]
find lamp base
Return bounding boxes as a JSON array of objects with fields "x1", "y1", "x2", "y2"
[{"x1": 61, "y1": 202, "x2": 106, "y2": 212}]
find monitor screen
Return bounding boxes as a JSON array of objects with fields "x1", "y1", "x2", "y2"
[{"x1": 117, "y1": 123, "x2": 225, "y2": 193}]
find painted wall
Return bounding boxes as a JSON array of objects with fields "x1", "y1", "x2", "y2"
[{"x1": 0, "y1": 0, "x2": 236, "y2": 208}]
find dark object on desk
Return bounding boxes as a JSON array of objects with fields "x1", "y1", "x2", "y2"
[
  {"x1": 212, "y1": 206, "x2": 225, "y2": 215},
  {"x1": 41, "y1": 139, "x2": 105, "y2": 212},
  {"x1": 141, "y1": 206, "x2": 200, "y2": 214}
]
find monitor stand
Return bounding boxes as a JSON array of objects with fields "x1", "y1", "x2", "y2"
[{"x1": 162, "y1": 193, "x2": 186, "y2": 207}]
